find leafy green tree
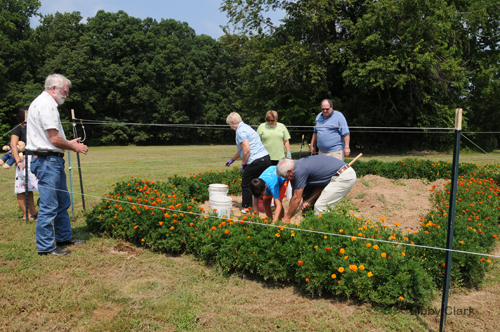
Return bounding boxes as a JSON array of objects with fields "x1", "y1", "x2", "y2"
[
  {"x1": 0, "y1": 0, "x2": 40, "y2": 144},
  {"x1": 221, "y1": 0, "x2": 500, "y2": 150}
]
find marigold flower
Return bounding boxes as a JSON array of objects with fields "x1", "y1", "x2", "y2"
[
  {"x1": 373, "y1": 245, "x2": 379, "y2": 250},
  {"x1": 134, "y1": 225, "x2": 139, "y2": 230},
  {"x1": 366, "y1": 243, "x2": 371, "y2": 248},
  {"x1": 395, "y1": 222, "x2": 399, "y2": 227},
  {"x1": 349, "y1": 265, "x2": 357, "y2": 271},
  {"x1": 344, "y1": 256, "x2": 348, "y2": 260},
  {"x1": 326, "y1": 247, "x2": 331, "y2": 251},
  {"x1": 339, "y1": 248, "x2": 345, "y2": 254},
  {"x1": 305, "y1": 278, "x2": 309, "y2": 282},
  {"x1": 367, "y1": 271, "x2": 373, "y2": 277},
  {"x1": 141, "y1": 238, "x2": 144, "y2": 242},
  {"x1": 298, "y1": 260, "x2": 304, "y2": 266},
  {"x1": 190, "y1": 223, "x2": 194, "y2": 227},
  {"x1": 487, "y1": 260, "x2": 492, "y2": 264},
  {"x1": 247, "y1": 236, "x2": 251, "y2": 239},
  {"x1": 318, "y1": 215, "x2": 322, "y2": 218},
  {"x1": 351, "y1": 236, "x2": 357, "y2": 241},
  {"x1": 381, "y1": 253, "x2": 387, "y2": 258},
  {"x1": 275, "y1": 233, "x2": 280, "y2": 237},
  {"x1": 159, "y1": 222, "x2": 163, "y2": 226},
  {"x1": 359, "y1": 265, "x2": 365, "y2": 270},
  {"x1": 170, "y1": 226, "x2": 175, "y2": 230},
  {"x1": 338, "y1": 267, "x2": 344, "y2": 273},
  {"x1": 224, "y1": 230, "x2": 229, "y2": 234},
  {"x1": 211, "y1": 226, "x2": 216, "y2": 231},
  {"x1": 380, "y1": 217, "x2": 385, "y2": 222},
  {"x1": 399, "y1": 296, "x2": 404, "y2": 301},
  {"x1": 402, "y1": 252, "x2": 406, "y2": 257}
]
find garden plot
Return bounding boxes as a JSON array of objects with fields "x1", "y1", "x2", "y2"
[{"x1": 200, "y1": 175, "x2": 444, "y2": 228}]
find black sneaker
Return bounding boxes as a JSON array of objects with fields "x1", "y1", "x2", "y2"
[
  {"x1": 38, "y1": 247, "x2": 71, "y2": 256},
  {"x1": 56, "y1": 238, "x2": 86, "y2": 247}
]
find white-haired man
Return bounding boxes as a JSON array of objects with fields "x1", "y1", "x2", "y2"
[
  {"x1": 27, "y1": 74, "x2": 88, "y2": 256},
  {"x1": 277, "y1": 155, "x2": 356, "y2": 223}
]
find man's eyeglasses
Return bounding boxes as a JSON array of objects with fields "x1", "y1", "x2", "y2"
[
  {"x1": 59, "y1": 88, "x2": 69, "y2": 96},
  {"x1": 267, "y1": 119, "x2": 275, "y2": 122},
  {"x1": 321, "y1": 108, "x2": 330, "y2": 111}
]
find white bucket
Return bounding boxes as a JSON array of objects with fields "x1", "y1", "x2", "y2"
[
  {"x1": 209, "y1": 195, "x2": 233, "y2": 217},
  {"x1": 209, "y1": 183, "x2": 229, "y2": 200}
]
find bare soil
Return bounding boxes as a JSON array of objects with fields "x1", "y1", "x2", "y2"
[{"x1": 200, "y1": 175, "x2": 445, "y2": 230}]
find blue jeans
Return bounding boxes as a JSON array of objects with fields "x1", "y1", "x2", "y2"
[{"x1": 31, "y1": 156, "x2": 73, "y2": 253}]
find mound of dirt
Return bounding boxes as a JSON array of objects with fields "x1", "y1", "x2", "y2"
[{"x1": 200, "y1": 175, "x2": 445, "y2": 230}]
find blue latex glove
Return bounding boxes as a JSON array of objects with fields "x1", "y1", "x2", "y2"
[
  {"x1": 225, "y1": 159, "x2": 234, "y2": 167},
  {"x1": 240, "y1": 163, "x2": 246, "y2": 172},
  {"x1": 286, "y1": 152, "x2": 292, "y2": 158}
]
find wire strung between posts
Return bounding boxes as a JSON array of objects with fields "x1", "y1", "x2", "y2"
[
  {"x1": 461, "y1": 134, "x2": 489, "y2": 155},
  {"x1": 67, "y1": 119, "x2": 462, "y2": 131},
  {"x1": 1, "y1": 175, "x2": 499, "y2": 260}
]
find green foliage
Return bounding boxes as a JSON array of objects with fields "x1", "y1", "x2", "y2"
[{"x1": 86, "y1": 158, "x2": 500, "y2": 308}]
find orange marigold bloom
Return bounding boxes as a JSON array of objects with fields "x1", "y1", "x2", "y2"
[
  {"x1": 211, "y1": 226, "x2": 216, "y2": 231},
  {"x1": 402, "y1": 252, "x2": 406, "y2": 256},
  {"x1": 381, "y1": 253, "x2": 387, "y2": 258},
  {"x1": 338, "y1": 267, "x2": 344, "y2": 273},
  {"x1": 366, "y1": 243, "x2": 371, "y2": 248},
  {"x1": 298, "y1": 260, "x2": 304, "y2": 266},
  {"x1": 373, "y1": 245, "x2": 379, "y2": 250},
  {"x1": 134, "y1": 225, "x2": 139, "y2": 230},
  {"x1": 394, "y1": 222, "x2": 399, "y2": 227},
  {"x1": 224, "y1": 230, "x2": 229, "y2": 234},
  {"x1": 159, "y1": 222, "x2": 163, "y2": 226},
  {"x1": 349, "y1": 265, "x2": 357, "y2": 271},
  {"x1": 326, "y1": 247, "x2": 331, "y2": 251},
  {"x1": 359, "y1": 265, "x2": 365, "y2": 270},
  {"x1": 141, "y1": 239, "x2": 144, "y2": 242},
  {"x1": 339, "y1": 248, "x2": 345, "y2": 254},
  {"x1": 367, "y1": 271, "x2": 373, "y2": 277},
  {"x1": 170, "y1": 226, "x2": 175, "y2": 230},
  {"x1": 344, "y1": 256, "x2": 348, "y2": 260},
  {"x1": 399, "y1": 296, "x2": 404, "y2": 301},
  {"x1": 247, "y1": 236, "x2": 251, "y2": 239},
  {"x1": 380, "y1": 217, "x2": 385, "y2": 222},
  {"x1": 305, "y1": 278, "x2": 309, "y2": 282},
  {"x1": 190, "y1": 223, "x2": 194, "y2": 227}
]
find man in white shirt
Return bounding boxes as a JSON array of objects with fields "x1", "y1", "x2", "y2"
[{"x1": 27, "y1": 74, "x2": 89, "y2": 256}]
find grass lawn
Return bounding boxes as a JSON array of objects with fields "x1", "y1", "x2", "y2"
[{"x1": 0, "y1": 145, "x2": 499, "y2": 331}]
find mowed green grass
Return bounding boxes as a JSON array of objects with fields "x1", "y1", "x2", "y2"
[{"x1": 0, "y1": 145, "x2": 499, "y2": 331}]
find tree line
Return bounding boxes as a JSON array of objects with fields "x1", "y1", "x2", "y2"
[{"x1": 1, "y1": 0, "x2": 499, "y2": 151}]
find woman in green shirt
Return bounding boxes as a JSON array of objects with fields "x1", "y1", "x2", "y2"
[{"x1": 257, "y1": 110, "x2": 291, "y2": 165}]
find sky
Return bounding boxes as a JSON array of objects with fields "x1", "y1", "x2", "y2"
[{"x1": 30, "y1": 0, "x2": 286, "y2": 39}]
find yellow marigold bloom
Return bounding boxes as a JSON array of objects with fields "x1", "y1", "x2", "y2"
[
  {"x1": 351, "y1": 236, "x2": 357, "y2": 241},
  {"x1": 366, "y1": 243, "x2": 371, "y2": 248},
  {"x1": 331, "y1": 274, "x2": 337, "y2": 279},
  {"x1": 487, "y1": 260, "x2": 492, "y2": 263},
  {"x1": 395, "y1": 222, "x2": 399, "y2": 227},
  {"x1": 399, "y1": 296, "x2": 404, "y2": 301},
  {"x1": 314, "y1": 245, "x2": 318, "y2": 249},
  {"x1": 344, "y1": 256, "x2": 348, "y2": 260},
  {"x1": 402, "y1": 252, "x2": 406, "y2": 256},
  {"x1": 324, "y1": 236, "x2": 327, "y2": 239},
  {"x1": 275, "y1": 233, "x2": 280, "y2": 237},
  {"x1": 373, "y1": 245, "x2": 379, "y2": 250},
  {"x1": 358, "y1": 233, "x2": 363, "y2": 236},
  {"x1": 359, "y1": 265, "x2": 365, "y2": 270},
  {"x1": 349, "y1": 265, "x2": 357, "y2": 271},
  {"x1": 291, "y1": 232, "x2": 295, "y2": 237},
  {"x1": 366, "y1": 219, "x2": 370, "y2": 223},
  {"x1": 338, "y1": 267, "x2": 344, "y2": 273},
  {"x1": 339, "y1": 248, "x2": 345, "y2": 254},
  {"x1": 381, "y1": 253, "x2": 387, "y2": 258},
  {"x1": 367, "y1": 271, "x2": 373, "y2": 277},
  {"x1": 339, "y1": 229, "x2": 344, "y2": 233},
  {"x1": 380, "y1": 217, "x2": 385, "y2": 222}
]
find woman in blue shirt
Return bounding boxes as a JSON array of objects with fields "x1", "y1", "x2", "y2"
[{"x1": 225, "y1": 112, "x2": 271, "y2": 213}]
